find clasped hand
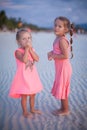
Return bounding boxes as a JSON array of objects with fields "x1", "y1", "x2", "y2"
[
  {"x1": 25, "y1": 42, "x2": 32, "y2": 51},
  {"x1": 47, "y1": 51, "x2": 53, "y2": 60}
]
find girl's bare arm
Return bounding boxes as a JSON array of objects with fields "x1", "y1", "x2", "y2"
[
  {"x1": 29, "y1": 48, "x2": 39, "y2": 62},
  {"x1": 15, "y1": 46, "x2": 29, "y2": 64},
  {"x1": 52, "y1": 39, "x2": 69, "y2": 59}
]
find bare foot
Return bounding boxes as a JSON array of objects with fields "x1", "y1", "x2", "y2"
[
  {"x1": 52, "y1": 108, "x2": 63, "y2": 114},
  {"x1": 56, "y1": 110, "x2": 70, "y2": 116},
  {"x1": 31, "y1": 109, "x2": 42, "y2": 114},
  {"x1": 23, "y1": 112, "x2": 33, "y2": 118}
]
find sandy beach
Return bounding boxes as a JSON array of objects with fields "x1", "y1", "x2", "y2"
[{"x1": 0, "y1": 32, "x2": 87, "y2": 130}]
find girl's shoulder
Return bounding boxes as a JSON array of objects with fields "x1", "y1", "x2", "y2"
[
  {"x1": 15, "y1": 48, "x2": 24, "y2": 53},
  {"x1": 14, "y1": 48, "x2": 24, "y2": 57},
  {"x1": 59, "y1": 36, "x2": 69, "y2": 45}
]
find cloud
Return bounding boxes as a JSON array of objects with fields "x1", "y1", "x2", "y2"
[
  {"x1": 0, "y1": 1, "x2": 32, "y2": 9},
  {"x1": 0, "y1": 0, "x2": 87, "y2": 27},
  {"x1": 65, "y1": 7, "x2": 72, "y2": 12}
]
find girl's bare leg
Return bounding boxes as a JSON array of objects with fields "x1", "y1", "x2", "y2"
[
  {"x1": 61, "y1": 99, "x2": 69, "y2": 111},
  {"x1": 21, "y1": 95, "x2": 32, "y2": 118},
  {"x1": 29, "y1": 94, "x2": 42, "y2": 114},
  {"x1": 54, "y1": 99, "x2": 70, "y2": 116}
]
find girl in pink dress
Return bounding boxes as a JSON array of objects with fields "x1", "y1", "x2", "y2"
[
  {"x1": 9, "y1": 28, "x2": 43, "y2": 118},
  {"x1": 48, "y1": 16, "x2": 74, "y2": 116}
]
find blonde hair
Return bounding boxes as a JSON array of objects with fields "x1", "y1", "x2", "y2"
[
  {"x1": 16, "y1": 28, "x2": 31, "y2": 40},
  {"x1": 16, "y1": 28, "x2": 32, "y2": 47},
  {"x1": 55, "y1": 16, "x2": 74, "y2": 58}
]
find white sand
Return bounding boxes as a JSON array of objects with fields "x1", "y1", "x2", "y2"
[{"x1": 0, "y1": 32, "x2": 87, "y2": 130}]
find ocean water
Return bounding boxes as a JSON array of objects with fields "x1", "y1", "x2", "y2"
[{"x1": 0, "y1": 32, "x2": 87, "y2": 130}]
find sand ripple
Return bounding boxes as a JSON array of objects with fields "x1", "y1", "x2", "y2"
[{"x1": 0, "y1": 32, "x2": 87, "y2": 130}]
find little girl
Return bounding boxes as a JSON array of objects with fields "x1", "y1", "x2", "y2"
[
  {"x1": 9, "y1": 28, "x2": 43, "y2": 118},
  {"x1": 48, "y1": 16, "x2": 74, "y2": 116}
]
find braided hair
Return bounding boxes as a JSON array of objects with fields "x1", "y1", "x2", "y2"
[
  {"x1": 55, "y1": 16, "x2": 74, "y2": 58},
  {"x1": 70, "y1": 23, "x2": 74, "y2": 58}
]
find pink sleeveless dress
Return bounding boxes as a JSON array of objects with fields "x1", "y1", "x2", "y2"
[
  {"x1": 9, "y1": 48, "x2": 43, "y2": 98},
  {"x1": 51, "y1": 36, "x2": 72, "y2": 99}
]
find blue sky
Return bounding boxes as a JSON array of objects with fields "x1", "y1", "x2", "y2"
[{"x1": 0, "y1": 0, "x2": 87, "y2": 27}]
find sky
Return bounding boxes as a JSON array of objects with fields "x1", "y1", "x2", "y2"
[{"x1": 0, "y1": 0, "x2": 87, "y2": 27}]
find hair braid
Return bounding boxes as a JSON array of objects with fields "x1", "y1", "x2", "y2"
[{"x1": 70, "y1": 23, "x2": 74, "y2": 58}]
